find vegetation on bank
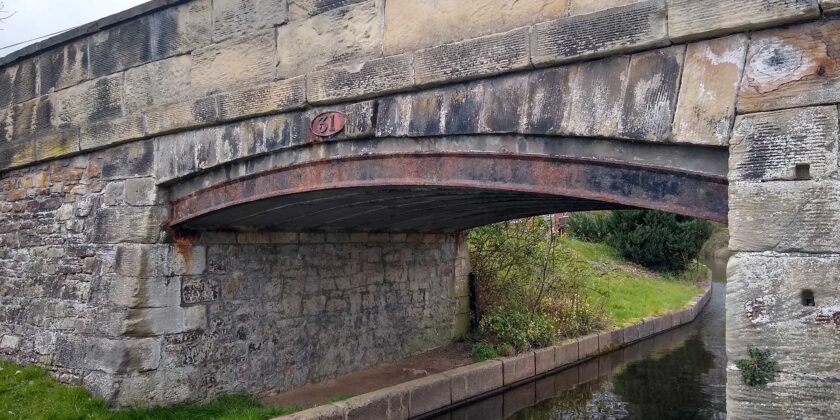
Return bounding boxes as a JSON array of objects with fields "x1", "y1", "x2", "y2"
[
  {"x1": 466, "y1": 211, "x2": 711, "y2": 360},
  {"x1": 0, "y1": 359, "x2": 297, "y2": 420}
]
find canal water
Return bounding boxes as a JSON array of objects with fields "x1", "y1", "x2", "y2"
[{"x1": 428, "y1": 279, "x2": 727, "y2": 419}]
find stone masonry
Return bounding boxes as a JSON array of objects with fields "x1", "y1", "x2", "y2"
[
  {"x1": 1, "y1": 0, "x2": 840, "y2": 415},
  {"x1": 0, "y1": 139, "x2": 469, "y2": 406}
]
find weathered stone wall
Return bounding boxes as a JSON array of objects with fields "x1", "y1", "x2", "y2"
[
  {"x1": 726, "y1": 20, "x2": 840, "y2": 418},
  {"x1": 0, "y1": 143, "x2": 468, "y2": 406},
  {"x1": 0, "y1": 0, "x2": 822, "y2": 174}
]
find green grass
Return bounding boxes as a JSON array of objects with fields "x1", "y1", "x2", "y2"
[
  {"x1": 559, "y1": 237, "x2": 705, "y2": 326},
  {"x1": 0, "y1": 359, "x2": 298, "y2": 420}
]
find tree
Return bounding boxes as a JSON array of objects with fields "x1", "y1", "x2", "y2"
[{"x1": 0, "y1": 2, "x2": 14, "y2": 28}]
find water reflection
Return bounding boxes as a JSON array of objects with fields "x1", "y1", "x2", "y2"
[{"x1": 432, "y1": 281, "x2": 727, "y2": 420}]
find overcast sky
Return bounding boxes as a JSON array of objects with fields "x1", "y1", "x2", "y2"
[{"x1": 0, "y1": 0, "x2": 148, "y2": 57}]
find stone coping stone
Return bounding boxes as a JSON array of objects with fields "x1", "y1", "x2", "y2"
[
  {"x1": 446, "y1": 359, "x2": 503, "y2": 402},
  {"x1": 555, "y1": 339, "x2": 579, "y2": 368},
  {"x1": 534, "y1": 346, "x2": 556, "y2": 374},
  {"x1": 501, "y1": 351, "x2": 536, "y2": 385},
  {"x1": 273, "y1": 283, "x2": 712, "y2": 420}
]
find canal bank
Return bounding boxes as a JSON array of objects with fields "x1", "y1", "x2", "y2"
[{"x1": 277, "y1": 282, "x2": 713, "y2": 420}]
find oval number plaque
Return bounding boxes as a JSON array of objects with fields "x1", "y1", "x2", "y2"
[{"x1": 310, "y1": 111, "x2": 346, "y2": 137}]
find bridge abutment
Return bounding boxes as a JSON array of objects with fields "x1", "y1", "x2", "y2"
[{"x1": 0, "y1": 144, "x2": 469, "y2": 406}]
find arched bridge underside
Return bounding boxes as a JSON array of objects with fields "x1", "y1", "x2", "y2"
[{"x1": 169, "y1": 141, "x2": 728, "y2": 231}]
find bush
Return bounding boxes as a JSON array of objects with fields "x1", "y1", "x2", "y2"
[
  {"x1": 568, "y1": 210, "x2": 712, "y2": 273},
  {"x1": 567, "y1": 212, "x2": 613, "y2": 242},
  {"x1": 480, "y1": 307, "x2": 557, "y2": 353},
  {"x1": 468, "y1": 217, "x2": 606, "y2": 354},
  {"x1": 607, "y1": 210, "x2": 712, "y2": 273}
]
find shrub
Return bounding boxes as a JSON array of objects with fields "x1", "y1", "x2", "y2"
[
  {"x1": 472, "y1": 342, "x2": 501, "y2": 361},
  {"x1": 607, "y1": 210, "x2": 713, "y2": 273},
  {"x1": 567, "y1": 212, "x2": 613, "y2": 242},
  {"x1": 468, "y1": 217, "x2": 606, "y2": 354},
  {"x1": 735, "y1": 347, "x2": 777, "y2": 386},
  {"x1": 480, "y1": 307, "x2": 557, "y2": 353}
]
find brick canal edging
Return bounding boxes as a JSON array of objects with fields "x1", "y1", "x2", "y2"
[{"x1": 277, "y1": 283, "x2": 713, "y2": 420}]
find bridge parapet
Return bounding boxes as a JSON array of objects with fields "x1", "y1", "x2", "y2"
[{"x1": 0, "y1": 0, "x2": 825, "y2": 174}]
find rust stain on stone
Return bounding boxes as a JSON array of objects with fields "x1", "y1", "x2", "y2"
[{"x1": 173, "y1": 232, "x2": 199, "y2": 273}]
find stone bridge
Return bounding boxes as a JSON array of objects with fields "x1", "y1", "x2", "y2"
[{"x1": 0, "y1": 0, "x2": 838, "y2": 416}]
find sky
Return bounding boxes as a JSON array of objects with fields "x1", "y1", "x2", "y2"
[{"x1": 0, "y1": 0, "x2": 148, "y2": 57}]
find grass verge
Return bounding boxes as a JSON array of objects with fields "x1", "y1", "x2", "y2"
[
  {"x1": 559, "y1": 237, "x2": 705, "y2": 326},
  {"x1": 0, "y1": 359, "x2": 298, "y2": 419}
]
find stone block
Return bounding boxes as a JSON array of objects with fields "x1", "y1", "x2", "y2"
[
  {"x1": 103, "y1": 275, "x2": 182, "y2": 308},
  {"x1": 218, "y1": 76, "x2": 306, "y2": 121},
  {"x1": 672, "y1": 34, "x2": 748, "y2": 146},
  {"x1": 730, "y1": 106, "x2": 838, "y2": 182},
  {"x1": 38, "y1": 38, "x2": 89, "y2": 94},
  {"x1": 98, "y1": 140, "x2": 155, "y2": 179},
  {"x1": 729, "y1": 181, "x2": 840, "y2": 253},
  {"x1": 415, "y1": 27, "x2": 530, "y2": 86},
  {"x1": 563, "y1": 56, "x2": 630, "y2": 138},
  {"x1": 578, "y1": 333, "x2": 599, "y2": 358},
  {"x1": 276, "y1": 1, "x2": 381, "y2": 79},
  {"x1": 342, "y1": 385, "x2": 409, "y2": 420},
  {"x1": 653, "y1": 314, "x2": 670, "y2": 333},
  {"x1": 442, "y1": 82, "x2": 485, "y2": 135},
  {"x1": 383, "y1": 0, "x2": 570, "y2": 55},
  {"x1": 55, "y1": 336, "x2": 161, "y2": 374},
  {"x1": 80, "y1": 116, "x2": 146, "y2": 151},
  {"x1": 91, "y1": 206, "x2": 168, "y2": 244},
  {"x1": 534, "y1": 346, "x2": 555, "y2": 374},
  {"x1": 0, "y1": 334, "x2": 20, "y2": 350},
  {"x1": 124, "y1": 177, "x2": 160, "y2": 206},
  {"x1": 191, "y1": 29, "x2": 276, "y2": 94},
  {"x1": 738, "y1": 21, "x2": 840, "y2": 114},
  {"x1": 618, "y1": 45, "x2": 685, "y2": 142},
  {"x1": 727, "y1": 252, "x2": 840, "y2": 418},
  {"x1": 639, "y1": 317, "x2": 655, "y2": 339},
  {"x1": 502, "y1": 351, "x2": 535, "y2": 385},
  {"x1": 307, "y1": 54, "x2": 415, "y2": 104},
  {"x1": 598, "y1": 328, "x2": 624, "y2": 352},
  {"x1": 567, "y1": 0, "x2": 645, "y2": 16},
  {"x1": 115, "y1": 367, "x2": 198, "y2": 407},
  {"x1": 290, "y1": 0, "x2": 368, "y2": 20},
  {"x1": 824, "y1": 0, "x2": 840, "y2": 13},
  {"x1": 144, "y1": 97, "x2": 218, "y2": 136},
  {"x1": 446, "y1": 359, "x2": 502, "y2": 402},
  {"x1": 36, "y1": 128, "x2": 81, "y2": 161},
  {"x1": 124, "y1": 55, "x2": 193, "y2": 115},
  {"x1": 406, "y1": 374, "x2": 451, "y2": 417},
  {"x1": 531, "y1": 0, "x2": 668, "y2": 66},
  {"x1": 56, "y1": 74, "x2": 123, "y2": 124},
  {"x1": 280, "y1": 403, "x2": 345, "y2": 419},
  {"x1": 5, "y1": 59, "x2": 38, "y2": 105},
  {"x1": 124, "y1": 305, "x2": 207, "y2": 337},
  {"x1": 89, "y1": 0, "x2": 211, "y2": 77},
  {"x1": 522, "y1": 67, "x2": 573, "y2": 134},
  {"x1": 555, "y1": 340, "x2": 579, "y2": 367},
  {"x1": 668, "y1": 0, "x2": 819, "y2": 42},
  {"x1": 480, "y1": 74, "x2": 529, "y2": 133},
  {"x1": 623, "y1": 323, "x2": 642, "y2": 343},
  {"x1": 212, "y1": 0, "x2": 288, "y2": 42}
]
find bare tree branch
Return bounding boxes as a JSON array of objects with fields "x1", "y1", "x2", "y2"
[{"x1": 0, "y1": 2, "x2": 16, "y2": 29}]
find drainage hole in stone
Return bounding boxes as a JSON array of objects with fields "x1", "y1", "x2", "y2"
[
  {"x1": 795, "y1": 164, "x2": 811, "y2": 180},
  {"x1": 802, "y1": 289, "x2": 815, "y2": 307}
]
